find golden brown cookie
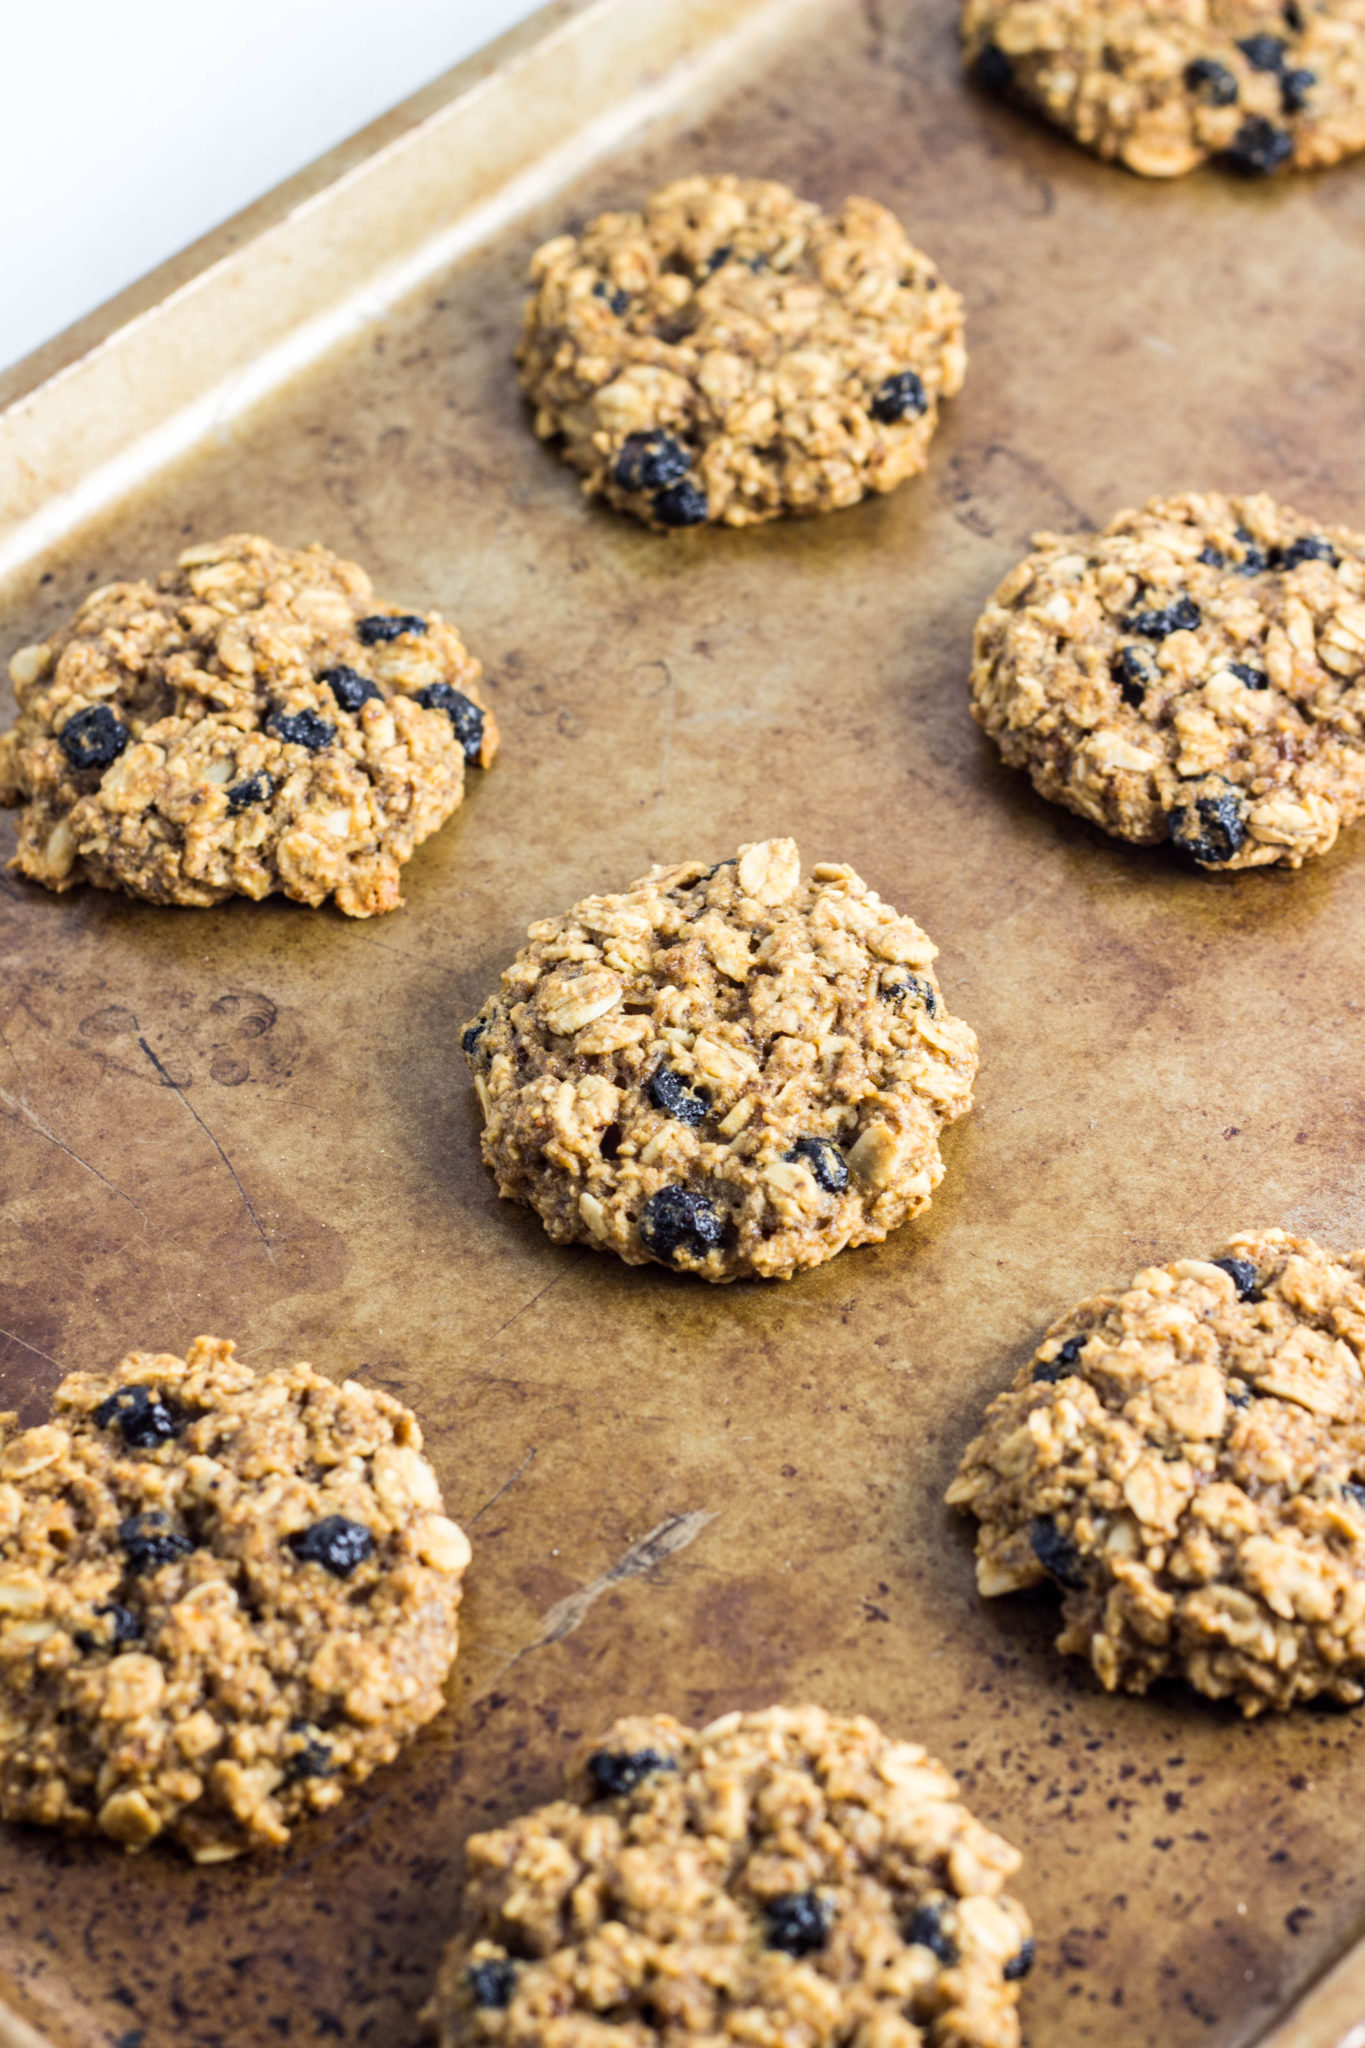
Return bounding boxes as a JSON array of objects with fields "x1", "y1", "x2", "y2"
[
  {"x1": 948, "y1": 1231, "x2": 1365, "y2": 1714},
  {"x1": 517, "y1": 174, "x2": 965, "y2": 530},
  {"x1": 0, "y1": 1336, "x2": 470, "y2": 1859},
  {"x1": 0, "y1": 533, "x2": 498, "y2": 916},
  {"x1": 422, "y1": 1706, "x2": 1033, "y2": 2048}
]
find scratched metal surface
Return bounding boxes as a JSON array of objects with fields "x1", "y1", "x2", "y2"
[{"x1": 3, "y1": 4, "x2": 1365, "y2": 2046}]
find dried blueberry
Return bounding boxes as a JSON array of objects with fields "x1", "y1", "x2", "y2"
[
  {"x1": 1168, "y1": 789, "x2": 1247, "y2": 864},
  {"x1": 1111, "y1": 645, "x2": 1153, "y2": 707},
  {"x1": 1227, "y1": 1383, "x2": 1253, "y2": 1410},
  {"x1": 1123, "y1": 595, "x2": 1201, "y2": 639},
  {"x1": 593, "y1": 281, "x2": 631, "y2": 315},
  {"x1": 268, "y1": 708, "x2": 335, "y2": 752},
  {"x1": 784, "y1": 1136, "x2": 849, "y2": 1194},
  {"x1": 870, "y1": 370, "x2": 928, "y2": 424},
  {"x1": 885, "y1": 973, "x2": 937, "y2": 1015},
  {"x1": 973, "y1": 41, "x2": 1013, "y2": 91},
  {"x1": 1346, "y1": 1481, "x2": 1365, "y2": 1508},
  {"x1": 1238, "y1": 32, "x2": 1288, "y2": 69},
  {"x1": 1229, "y1": 662, "x2": 1269, "y2": 690},
  {"x1": 288, "y1": 1516, "x2": 376, "y2": 1578},
  {"x1": 467, "y1": 1961, "x2": 516, "y2": 2009},
  {"x1": 647, "y1": 1067, "x2": 709, "y2": 1126},
  {"x1": 1233, "y1": 530, "x2": 1269, "y2": 575},
  {"x1": 1033, "y1": 1334, "x2": 1085, "y2": 1383},
  {"x1": 702, "y1": 245, "x2": 734, "y2": 274},
  {"x1": 1198, "y1": 542, "x2": 1228, "y2": 568},
  {"x1": 94, "y1": 1384, "x2": 182, "y2": 1449},
  {"x1": 226, "y1": 771, "x2": 274, "y2": 813},
  {"x1": 284, "y1": 1724, "x2": 335, "y2": 1781},
  {"x1": 906, "y1": 1903, "x2": 959, "y2": 1965},
  {"x1": 587, "y1": 1748, "x2": 676, "y2": 1797},
  {"x1": 1224, "y1": 115, "x2": 1294, "y2": 173},
  {"x1": 654, "y1": 480, "x2": 710, "y2": 527},
  {"x1": 461, "y1": 1019, "x2": 488, "y2": 1058},
  {"x1": 416, "y1": 682, "x2": 485, "y2": 765},
  {"x1": 1004, "y1": 1937, "x2": 1036, "y2": 1982},
  {"x1": 1274, "y1": 534, "x2": 1339, "y2": 569},
  {"x1": 614, "y1": 431, "x2": 692, "y2": 494},
  {"x1": 356, "y1": 613, "x2": 427, "y2": 644},
  {"x1": 1212, "y1": 1255, "x2": 1261, "y2": 1300},
  {"x1": 320, "y1": 665, "x2": 382, "y2": 713},
  {"x1": 1282, "y1": 66, "x2": 1316, "y2": 110},
  {"x1": 118, "y1": 1513, "x2": 194, "y2": 1573},
  {"x1": 639, "y1": 1186, "x2": 724, "y2": 1264},
  {"x1": 1186, "y1": 57, "x2": 1239, "y2": 104},
  {"x1": 100, "y1": 1603, "x2": 142, "y2": 1644},
  {"x1": 765, "y1": 1892, "x2": 832, "y2": 1957},
  {"x1": 1030, "y1": 1517, "x2": 1086, "y2": 1590},
  {"x1": 58, "y1": 704, "x2": 130, "y2": 772}
]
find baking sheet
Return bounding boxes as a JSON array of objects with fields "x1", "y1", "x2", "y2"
[{"x1": 3, "y1": 1, "x2": 1365, "y2": 2043}]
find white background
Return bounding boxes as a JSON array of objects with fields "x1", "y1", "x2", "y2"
[{"x1": 0, "y1": 0, "x2": 543, "y2": 376}]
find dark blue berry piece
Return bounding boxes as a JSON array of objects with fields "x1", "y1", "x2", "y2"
[
  {"x1": 1238, "y1": 32, "x2": 1288, "y2": 69},
  {"x1": 1033, "y1": 1334, "x2": 1085, "y2": 1383},
  {"x1": 1168, "y1": 789, "x2": 1247, "y2": 864},
  {"x1": 1004, "y1": 1937, "x2": 1036, "y2": 1982},
  {"x1": 288, "y1": 1516, "x2": 376, "y2": 1578},
  {"x1": 1229, "y1": 662, "x2": 1269, "y2": 690},
  {"x1": 639, "y1": 1186, "x2": 724, "y2": 1263},
  {"x1": 654, "y1": 480, "x2": 710, "y2": 527},
  {"x1": 78, "y1": 1602, "x2": 142, "y2": 1654},
  {"x1": 320, "y1": 665, "x2": 381, "y2": 713},
  {"x1": 268, "y1": 708, "x2": 335, "y2": 752},
  {"x1": 885, "y1": 972, "x2": 937, "y2": 1015},
  {"x1": 1281, "y1": 66, "x2": 1316, "y2": 109},
  {"x1": 226, "y1": 771, "x2": 274, "y2": 813},
  {"x1": 973, "y1": 41, "x2": 1013, "y2": 90},
  {"x1": 765, "y1": 1892, "x2": 832, "y2": 1957},
  {"x1": 118, "y1": 1513, "x2": 194, "y2": 1573},
  {"x1": 587, "y1": 1748, "x2": 676, "y2": 1797},
  {"x1": 1212, "y1": 1255, "x2": 1262, "y2": 1300},
  {"x1": 1227, "y1": 1383, "x2": 1253, "y2": 1410},
  {"x1": 58, "y1": 704, "x2": 130, "y2": 772},
  {"x1": 870, "y1": 370, "x2": 928, "y2": 424},
  {"x1": 284, "y1": 1724, "x2": 335, "y2": 1781},
  {"x1": 702, "y1": 245, "x2": 734, "y2": 274},
  {"x1": 416, "y1": 683, "x2": 485, "y2": 765},
  {"x1": 784, "y1": 1136, "x2": 848, "y2": 1194},
  {"x1": 467, "y1": 1961, "x2": 517, "y2": 2009},
  {"x1": 648, "y1": 1067, "x2": 709, "y2": 1126},
  {"x1": 615, "y1": 431, "x2": 692, "y2": 494},
  {"x1": 906, "y1": 1903, "x2": 959, "y2": 1965},
  {"x1": 1111, "y1": 646, "x2": 1154, "y2": 707},
  {"x1": 1123, "y1": 595, "x2": 1201, "y2": 639},
  {"x1": 1345, "y1": 1481, "x2": 1365, "y2": 1507},
  {"x1": 461, "y1": 1019, "x2": 488, "y2": 1058},
  {"x1": 356, "y1": 614, "x2": 428, "y2": 645},
  {"x1": 1274, "y1": 534, "x2": 1339, "y2": 569},
  {"x1": 1234, "y1": 532, "x2": 1269, "y2": 574},
  {"x1": 1198, "y1": 543, "x2": 1228, "y2": 568},
  {"x1": 94, "y1": 1384, "x2": 182, "y2": 1449},
  {"x1": 594, "y1": 281, "x2": 631, "y2": 315},
  {"x1": 1186, "y1": 57, "x2": 1239, "y2": 104},
  {"x1": 1224, "y1": 115, "x2": 1294, "y2": 172},
  {"x1": 1030, "y1": 1517, "x2": 1086, "y2": 1590}
]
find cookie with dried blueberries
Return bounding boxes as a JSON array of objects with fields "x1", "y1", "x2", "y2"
[
  {"x1": 0, "y1": 533, "x2": 498, "y2": 916},
  {"x1": 970, "y1": 490, "x2": 1365, "y2": 870},
  {"x1": 461, "y1": 839, "x2": 977, "y2": 1282},
  {"x1": 516, "y1": 173, "x2": 965, "y2": 530},
  {"x1": 421, "y1": 1705, "x2": 1033, "y2": 2048},
  {"x1": 962, "y1": 0, "x2": 1365, "y2": 177},
  {"x1": 948, "y1": 1230, "x2": 1365, "y2": 1714},
  {"x1": 0, "y1": 1336, "x2": 470, "y2": 1859}
]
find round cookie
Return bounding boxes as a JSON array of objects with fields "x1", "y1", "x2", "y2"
[
  {"x1": 963, "y1": 0, "x2": 1365, "y2": 177},
  {"x1": 516, "y1": 174, "x2": 965, "y2": 530},
  {"x1": 0, "y1": 532, "x2": 498, "y2": 917},
  {"x1": 462, "y1": 839, "x2": 978, "y2": 1283},
  {"x1": 969, "y1": 491, "x2": 1365, "y2": 870},
  {"x1": 947, "y1": 1230, "x2": 1365, "y2": 1715},
  {"x1": 421, "y1": 1705, "x2": 1034, "y2": 2048},
  {"x1": 0, "y1": 1335, "x2": 471, "y2": 1859}
]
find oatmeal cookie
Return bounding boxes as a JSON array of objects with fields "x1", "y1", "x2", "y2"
[
  {"x1": 0, "y1": 1335, "x2": 471, "y2": 1859},
  {"x1": 0, "y1": 533, "x2": 498, "y2": 917},
  {"x1": 421, "y1": 1705, "x2": 1033, "y2": 2048},
  {"x1": 462, "y1": 840, "x2": 978, "y2": 1283},
  {"x1": 516, "y1": 174, "x2": 965, "y2": 530},
  {"x1": 948, "y1": 1231, "x2": 1365, "y2": 1714},
  {"x1": 964, "y1": 0, "x2": 1365, "y2": 176},
  {"x1": 969, "y1": 491, "x2": 1365, "y2": 869}
]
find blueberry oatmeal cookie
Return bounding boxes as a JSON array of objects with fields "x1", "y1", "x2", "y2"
[
  {"x1": 516, "y1": 174, "x2": 965, "y2": 530},
  {"x1": 421, "y1": 1705, "x2": 1034, "y2": 2048},
  {"x1": 0, "y1": 533, "x2": 498, "y2": 916},
  {"x1": 964, "y1": 0, "x2": 1365, "y2": 176},
  {"x1": 0, "y1": 1335, "x2": 470, "y2": 1859},
  {"x1": 948, "y1": 1231, "x2": 1365, "y2": 1715},
  {"x1": 462, "y1": 840, "x2": 978, "y2": 1283},
  {"x1": 969, "y1": 491, "x2": 1365, "y2": 869}
]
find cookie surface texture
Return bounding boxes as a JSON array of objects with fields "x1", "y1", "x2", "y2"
[
  {"x1": 948, "y1": 1231, "x2": 1365, "y2": 1714},
  {"x1": 421, "y1": 1704, "x2": 1033, "y2": 2048},
  {"x1": 0, "y1": 533, "x2": 499, "y2": 916},
  {"x1": 463, "y1": 839, "x2": 978, "y2": 1282},
  {"x1": 516, "y1": 174, "x2": 966, "y2": 529},
  {"x1": 963, "y1": 0, "x2": 1365, "y2": 176},
  {"x1": 970, "y1": 491, "x2": 1365, "y2": 869},
  {"x1": 0, "y1": 1336, "x2": 470, "y2": 1859}
]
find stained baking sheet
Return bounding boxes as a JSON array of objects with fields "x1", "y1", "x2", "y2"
[{"x1": 3, "y1": 1, "x2": 1365, "y2": 2043}]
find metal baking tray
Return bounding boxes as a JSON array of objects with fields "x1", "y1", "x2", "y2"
[{"x1": 3, "y1": 1, "x2": 1365, "y2": 2042}]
